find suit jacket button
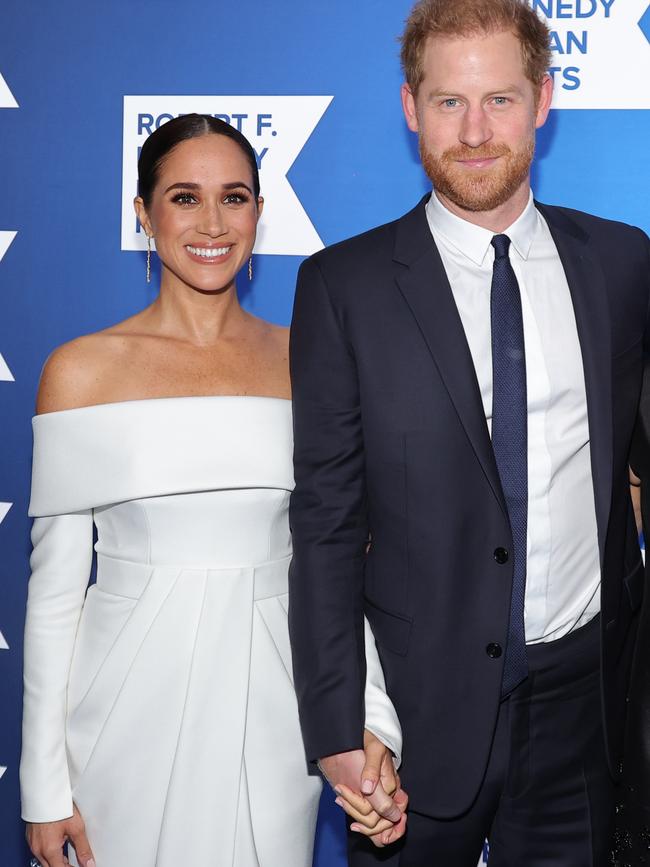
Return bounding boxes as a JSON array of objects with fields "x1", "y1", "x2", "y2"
[
  {"x1": 493, "y1": 547, "x2": 509, "y2": 564},
  {"x1": 486, "y1": 643, "x2": 502, "y2": 659}
]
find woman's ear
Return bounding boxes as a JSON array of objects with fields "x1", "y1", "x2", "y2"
[{"x1": 133, "y1": 196, "x2": 153, "y2": 238}]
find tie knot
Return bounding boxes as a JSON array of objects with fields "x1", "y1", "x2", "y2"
[{"x1": 491, "y1": 234, "x2": 511, "y2": 259}]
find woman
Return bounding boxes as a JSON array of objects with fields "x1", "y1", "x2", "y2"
[
  {"x1": 613, "y1": 358, "x2": 650, "y2": 864},
  {"x1": 20, "y1": 114, "x2": 404, "y2": 867}
]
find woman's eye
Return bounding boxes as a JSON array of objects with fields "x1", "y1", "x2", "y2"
[
  {"x1": 223, "y1": 192, "x2": 248, "y2": 205},
  {"x1": 172, "y1": 192, "x2": 198, "y2": 205}
]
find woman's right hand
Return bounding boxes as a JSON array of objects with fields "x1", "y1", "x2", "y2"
[{"x1": 26, "y1": 803, "x2": 95, "y2": 867}]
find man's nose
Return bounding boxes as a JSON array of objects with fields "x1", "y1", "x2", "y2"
[{"x1": 458, "y1": 105, "x2": 492, "y2": 149}]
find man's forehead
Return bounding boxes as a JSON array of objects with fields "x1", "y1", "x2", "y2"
[
  {"x1": 423, "y1": 28, "x2": 519, "y2": 50},
  {"x1": 420, "y1": 30, "x2": 527, "y2": 80}
]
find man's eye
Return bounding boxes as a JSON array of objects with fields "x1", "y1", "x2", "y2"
[{"x1": 444, "y1": 99, "x2": 459, "y2": 108}]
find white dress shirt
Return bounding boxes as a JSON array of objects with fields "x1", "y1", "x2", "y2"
[{"x1": 426, "y1": 190, "x2": 601, "y2": 643}]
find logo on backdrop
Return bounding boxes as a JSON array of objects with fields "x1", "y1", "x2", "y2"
[
  {"x1": 530, "y1": 0, "x2": 650, "y2": 108},
  {"x1": 121, "y1": 95, "x2": 333, "y2": 257}
]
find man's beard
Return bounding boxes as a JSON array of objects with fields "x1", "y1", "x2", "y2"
[{"x1": 420, "y1": 137, "x2": 535, "y2": 213}]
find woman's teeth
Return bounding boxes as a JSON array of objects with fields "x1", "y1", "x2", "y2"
[{"x1": 186, "y1": 245, "x2": 231, "y2": 258}]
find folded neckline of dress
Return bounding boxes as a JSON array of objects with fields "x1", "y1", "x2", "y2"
[
  {"x1": 33, "y1": 393, "x2": 292, "y2": 420},
  {"x1": 29, "y1": 396, "x2": 296, "y2": 516}
]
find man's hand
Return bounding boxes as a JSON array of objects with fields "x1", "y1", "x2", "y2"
[
  {"x1": 319, "y1": 729, "x2": 407, "y2": 844},
  {"x1": 26, "y1": 803, "x2": 95, "y2": 867}
]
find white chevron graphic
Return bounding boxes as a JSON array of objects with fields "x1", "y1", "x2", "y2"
[
  {"x1": 0, "y1": 73, "x2": 17, "y2": 108},
  {"x1": 0, "y1": 232, "x2": 17, "y2": 381},
  {"x1": 0, "y1": 230, "x2": 16, "y2": 262},
  {"x1": 0, "y1": 767, "x2": 6, "y2": 781},
  {"x1": 0, "y1": 505, "x2": 11, "y2": 649},
  {"x1": 0, "y1": 355, "x2": 14, "y2": 382}
]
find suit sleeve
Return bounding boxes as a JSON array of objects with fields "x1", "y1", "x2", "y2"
[
  {"x1": 20, "y1": 511, "x2": 94, "y2": 822},
  {"x1": 289, "y1": 254, "x2": 370, "y2": 762},
  {"x1": 644, "y1": 231, "x2": 650, "y2": 355}
]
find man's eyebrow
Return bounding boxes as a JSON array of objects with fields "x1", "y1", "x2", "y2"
[{"x1": 425, "y1": 84, "x2": 524, "y2": 100}]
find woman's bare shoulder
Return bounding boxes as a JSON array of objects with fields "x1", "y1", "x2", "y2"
[{"x1": 36, "y1": 317, "x2": 147, "y2": 414}]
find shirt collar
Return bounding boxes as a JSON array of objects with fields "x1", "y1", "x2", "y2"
[{"x1": 425, "y1": 188, "x2": 538, "y2": 266}]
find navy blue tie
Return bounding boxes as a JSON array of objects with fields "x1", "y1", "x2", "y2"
[{"x1": 490, "y1": 234, "x2": 528, "y2": 696}]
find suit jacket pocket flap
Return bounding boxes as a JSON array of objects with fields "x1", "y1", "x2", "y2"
[{"x1": 364, "y1": 596, "x2": 412, "y2": 657}]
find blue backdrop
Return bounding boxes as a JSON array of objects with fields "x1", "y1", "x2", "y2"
[{"x1": 2, "y1": 1, "x2": 650, "y2": 864}]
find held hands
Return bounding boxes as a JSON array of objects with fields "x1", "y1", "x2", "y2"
[
  {"x1": 26, "y1": 803, "x2": 95, "y2": 867},
  {"x1": 319, "y1": 729, "x2": 408, "y2": 847}
]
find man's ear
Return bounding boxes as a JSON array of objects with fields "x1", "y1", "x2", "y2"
[
  {"x1": 535, "y1": 74, "x2": 554, "y2": 129},
  {"x1": 401, "y1": 83, "x2": 420, "y2": 133}
]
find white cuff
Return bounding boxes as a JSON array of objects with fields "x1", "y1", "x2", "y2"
[{"x1": 363, "y1": 616, "x2": 402, "y2": 768}]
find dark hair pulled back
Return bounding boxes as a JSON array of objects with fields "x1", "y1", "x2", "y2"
[{"x1": 137, "y1": 113, "x2": 261, "y2": 207}]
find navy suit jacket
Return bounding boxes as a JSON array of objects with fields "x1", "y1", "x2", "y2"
[{"x1": 289, "y1": 195, "x2": 650, "y2": 818}]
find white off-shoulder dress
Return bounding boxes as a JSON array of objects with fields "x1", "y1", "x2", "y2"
[{"x1": 20, "y1": 396, "x2": 401, "y2": 867}]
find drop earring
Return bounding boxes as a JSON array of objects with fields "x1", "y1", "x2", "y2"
[
  {"x1": 248, "y1": 256, "x2": 253, "y2": 281},
  {"x1": 146, "y1": 235, "x2": 152, "y2": 284}
]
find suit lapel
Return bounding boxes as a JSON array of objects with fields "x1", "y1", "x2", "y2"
[
  {"x1": 392, "y1": 198, "x2": 614, "y2": 549},
  {"x1": 538, "y1": 203, "x2": 613, "y2": 560},
  {"x1": 393, "y1": 198, "x2": 507, "y2": 517}
]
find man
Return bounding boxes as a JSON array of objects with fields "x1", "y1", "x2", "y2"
[{"x1": 289, "y1": 0, "x2": 649, "y2": 863}]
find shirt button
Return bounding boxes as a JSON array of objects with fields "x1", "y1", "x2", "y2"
[
  {"x1": 493, "y1": 547, "x2": 509, "y2": 564},
  {"x1": 486, "y1": 643, "x2": 503, "y2": 659}
]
